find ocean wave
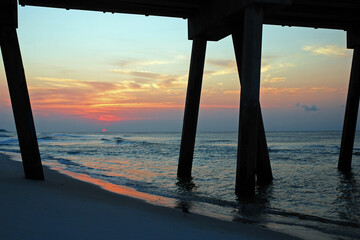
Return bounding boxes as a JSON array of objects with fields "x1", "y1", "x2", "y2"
[
  {"x1": 67, "y1": 151, "x2": 82, "y2": 155},
  {"x1": 53, "y1": 133, "x2": 87, "y2": 138},
  {"x1": 304, "y1": 144, "x2": 327, "y2": 148},
  {"x1": 38, "y1": 136, "x2": 55, "y2": 141},
  {"x1": 115, "y1": 137, "x2": 125, "y2": 143},
  {"x1": 204, "y1": 139, "x2": 234, "y2": 143},
  {"x1": 0, "y1": 139, "x2": 19, "y2": 145},
  {"x1": 264, "y1": 208, "x2": 360, "y2": 228},
  {"x1": 234, "y1": 211, "x2": 359, "y2": 240},
  {"x1": 53, "y1": 157, "x2": 100, "y2": 173},
  {"x1": 0, "y1": 148, "x2": 20, "y2": 154},
  {"x1": 0, "y1": 134, "x2": 11, "y2": 138}
]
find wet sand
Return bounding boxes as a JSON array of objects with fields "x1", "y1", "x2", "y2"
[{"x1": 0, "y1": 153, "x2": 300, "y2": 240}]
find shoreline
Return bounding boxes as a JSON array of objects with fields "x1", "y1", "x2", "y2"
[
  {"x1": 0, "y1": 152, "x2": 300, "y2": 239},
  {"x1": 50, "y1": 165, "x2": 236, "y2": 222}
]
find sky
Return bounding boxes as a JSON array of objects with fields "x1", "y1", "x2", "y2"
[{"x1": 0, "y1": 6, "x2": 357, "y2": 132}]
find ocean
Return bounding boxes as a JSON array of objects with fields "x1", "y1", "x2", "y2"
[{"x1": 0, "y1": 130, "x2": 359, "y2": 239}]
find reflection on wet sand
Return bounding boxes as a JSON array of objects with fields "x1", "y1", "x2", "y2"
[
  {"x1": 233, "y1": 184, "x2": 273, "y2": 223},
  {"x1": 54, "y1": 168, "x2": 175, "y2": 207},
  {"x1": 175, "y1": 178, "x2": 197, "y2": 213},
  {"x1": 335, "y1": 171, "x2": 360, "y2": 238}
]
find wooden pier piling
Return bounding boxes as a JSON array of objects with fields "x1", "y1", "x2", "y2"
[
  {"x1": 177, "y1": 37, "x2": 207, "y2": 180},
  {"x1": 255, "y1": 113, "x2": 273, "y2": 185},
  {"x1": 234, "y1": 5, "x2": 264, "y2": 197},
  {"x1": 232, "y1": 22, "x2": 273, "y2": 188},
  {"x1": 338, "y1": 30, "x2": 360, "y2": 173},
  {"x1": 0, "y1": 1, "x2": 44, "y2": 180}
]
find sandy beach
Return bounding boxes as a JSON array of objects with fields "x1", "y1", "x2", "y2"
[{"x1": 0, "y1": 153, "x2": 299, "y2": 240}]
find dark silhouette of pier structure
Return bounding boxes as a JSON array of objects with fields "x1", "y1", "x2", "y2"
[{"x1": 1, "y1": 0, "x2": 360, "y2": 197}]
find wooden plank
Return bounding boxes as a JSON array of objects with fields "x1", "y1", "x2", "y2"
[
  {"x1": 19, "y1": 0, "x2": 205, "y2": 18},
  {"x1": 177, "y1": 37, "x2": 207, "y2": 180},
  {"x1": 0, "y1": 0, "x2": 17, "y2": 29},
  {"x1": 235, "y1": 5, "x2": 263, "y2": 197},
  {"x1": 19, "y1": 0, "x2": 360, "y2": 40},
  {"x1": 0, "y1": 27, "x2": 44, "y2": 180},
  {"x1": 264, "y1": 4, "x2": 360, "y2": 30},
  {"x1": 293, "y1": 0, "x2": 358, "y2": 8}
]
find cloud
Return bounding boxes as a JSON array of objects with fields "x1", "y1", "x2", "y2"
[
  {"x1": 261, "y1": 87, "x2": 303, "y2": 95},
  {"x1": 206, "y1": 58, "x2": 290, "y2": 75},
  {"x1": 223, "y1": 87, "x2": 343, "y2": 97},
  {"x1": 302, "y1": 104, "x2": 318, "y2": 112},
  {"x1": 110, "y1": 70, "x2": 165, "y2": 79},
  {"x1": 109, "y1": 69, "x2": 187, "y2": 88},
  {"x1": 205, "y1": 59, "x2": 237, "y2": 76},
  {"x1": 263, "y1": 75, "x2": 286, "y2": 84},
  {"x1": 261, "y1": 63, "x2": 273, "y2": 73},
  {"x1": 204, "y1": 56, "x2": 295, "y2": 80},
  {"x1": 27, "y1": 75, "x2": 190, "y2": 123},
  {"x1": 261, "y1": 59, "x2": 294, "y2": 73},
  {"x1": 296, "y1": 103, "x2": 318, "y2": 112},
  {"x1": 207, "y1": 59, "x2": 236, "y2": 69},
  {"x1": 260, "y1": 87, "x2": 342, "y2": 95},
  {"x1": 303, "y1": 45, "x2": 349, "y2": 57},
  {"x1": 223, "y1": 90, "x2": 240, "y2": 95},
  {"x1": 114, "y1": 59, "x2": 170, "y2": 67}
]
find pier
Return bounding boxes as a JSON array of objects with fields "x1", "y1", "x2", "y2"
[{"x1": 1, "y1": 0, "x2": 360, "y2": 197}]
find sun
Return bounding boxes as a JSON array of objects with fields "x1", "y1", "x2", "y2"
[{"x1": 102, "y1": 128, "x2": 107, "y2": 132}]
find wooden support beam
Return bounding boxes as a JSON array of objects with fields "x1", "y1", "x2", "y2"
[
  {"x1": 255, "y1": 112, "x2": 273, "y2": 185},
  {"x1": 232, "y1": 22, "x2": 273, "y2": 187},
  {"x1": 0, "y1": 0, "x2": 18, "y2": 29},
  {"x1": 0, "y1": 27, "x2": 44, "y2": 180},
  {"x1": 338, "y1": 47, "x2": 360, "y2": 173},
  {"x1": 234, "y1": 5, "x2": 263, "y2": 197},
  {"x1": 177, "y1": 37, "x2": 207, "y2": 180},
  {"x1": 20, "y1": 0, "x2": 203, "y2": 19}
]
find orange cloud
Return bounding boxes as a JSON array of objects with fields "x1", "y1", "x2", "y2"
[
  {"x1": 207, "y1": 59, "x2": 236, "y2": 69},
  {"x1": 110, "y1": 70, "x2": 165, "y2": 79},
  {"x1": 224, "y1": 86, "x2": 344, "y2": 96},
  {"x1": 27, "y1": 76, "x2": 188, "y2": 122},
  {"x1": 205, "y1": 57, "x2": 294, "y2": 79},
  {"x1": 263, "y1": 76, "x2": 287, "y2": 84}
]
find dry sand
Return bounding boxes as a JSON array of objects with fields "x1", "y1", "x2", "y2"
[{"x1": 0, "y1": 153, "x2": 300, "y2": 240}]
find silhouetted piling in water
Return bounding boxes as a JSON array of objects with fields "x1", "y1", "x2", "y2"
[
  {"x1": 232, "y1": 5, "x2": 264, "y2": 197},
  {"x1": 339, "y1": 30, "x2": 360, "y2": 173},
  {"x1": 177, "y1": 37, "x2": 207, "y2": 180},
  {"x1": 0, "y1": 0, "x2": 44, "y2": 180},
  {"x1": 232, "y1": 21, "x2": 273, "y2": 190}
]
